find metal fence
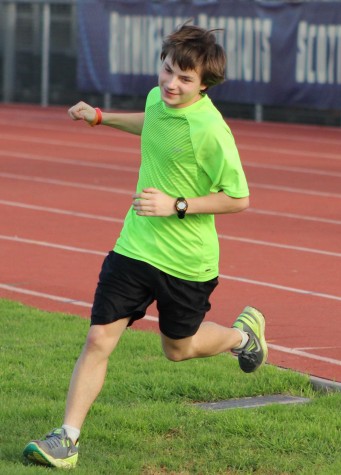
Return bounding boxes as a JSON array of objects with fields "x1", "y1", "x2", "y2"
[
  {"x1": 1, "y1": 0, "x2": 79, "y2": 106},
  {"x1": 1, "y1": 0, "x2": 340, "y2": 126}
]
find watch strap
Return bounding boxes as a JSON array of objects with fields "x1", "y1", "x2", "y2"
[{"x1": 175, "y1": 197, "x2": 188, "y2": 219}]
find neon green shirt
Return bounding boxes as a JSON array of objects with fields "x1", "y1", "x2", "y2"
[{"x1": 114, "y1": 87, "x2": 249, "y2": 281}]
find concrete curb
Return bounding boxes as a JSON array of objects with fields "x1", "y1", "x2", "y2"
[{"x1": 309, "y1": 375, "x2": 341, "y2": 393}]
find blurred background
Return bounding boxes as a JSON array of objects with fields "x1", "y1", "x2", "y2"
[{"x1": 1, "y1": 0, "x2": 341, "y2": 126}]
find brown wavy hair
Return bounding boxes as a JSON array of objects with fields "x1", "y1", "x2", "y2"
[{"x1": 160, "y1": 22, "x2": 226, "y2": 90}]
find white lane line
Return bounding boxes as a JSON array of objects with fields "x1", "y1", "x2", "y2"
[
  {"x1": 1, "y1": 204, "x2": 340, "y2": 255},
  {"x1": 239, "y1": 144, "x2": 341, "y2": 161},
  {"x1": 294, "y1": 346, "x2": 341, "y2": 351},
  {"x1": 0, "y1": 284, "x2": 157, "y2": 322},
  {"x1": 0, "y1": 283, "x2": 340, "y2": 366},
  {"x1": 1, "y1": 114, "x2": 341, "y2": 146},
  {"x1": 1, "y1": 234, "x2": 340, "y2": 302},
  {"x1": 244, "y1": 161, "x2": 341, "y2": 178},
  {"x1": 0, "y1": 285, "x2": 93, "y2": 308},
  {"x1": 0, "y1": 173, "x2": 133, "y2": 195},
  {"x1": 1, "y1": 198, "x2": 340, "y2": 229},
  {"x1": 0, "y1": 202, "x2": 339, "y2": 255},
  {"x1": 0, "y1": 235, "x2": 107, "y2": 256},
  {"x1": 0, "y1": 119, "x2": 139, "y2": 140},
  {"x1": 218, "y1": 234, "x2": 341, "y2": 258},
  {"x1": 268, "y1": 343, "x2": 341, "y2": 367},
  {"x1": 2, "y1": 171, "x2": 341, "y2": 201},
  {"x1": 235, "y1": 129, "x2": 341, "y2": 147},
  {"x1": 0, "y1": 150, "x2": 139, "y2": 173},
  {"x1": 249, "y1": 182, "x2": 341, "y2": 199},
  {"x1": 0, "y1": 200, "x2": 125, "y2": 223},
  {"x1": 247, "y1": 208, "x2": 341, "y2": 225},
  {"x1": 1, "y1": 130, "x2": 341, "y2": 160},
  {"x1": 219, "y1": 274, "x2": 341, "y2": 302},
  {"x1": 2, "y1": 150, "x2": 341, "y2": 179},
  {"x1": 0, "y1": 133, "x2": 140, "y2": 154}
]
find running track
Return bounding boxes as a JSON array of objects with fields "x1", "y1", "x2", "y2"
[{"x1": 1, "y1": 104, "x2": 340, "y2": 382}]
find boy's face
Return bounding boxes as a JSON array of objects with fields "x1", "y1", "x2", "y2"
[{"x1": 159, "y1": 55, "x2": 207, "y2": 109}]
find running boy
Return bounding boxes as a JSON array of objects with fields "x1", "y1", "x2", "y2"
[{"x1": 23, "y1": 23, "x2": 267, "y2": 469}]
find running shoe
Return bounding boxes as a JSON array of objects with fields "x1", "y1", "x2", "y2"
[
  {"x1": 232, "y1": 306, "x2": 268, "y2": 373},
  {"x1": 23, "y1": 428, "x2": 78, "y2": 469}
]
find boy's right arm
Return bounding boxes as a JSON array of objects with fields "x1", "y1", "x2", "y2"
[{"x1": 68, "y1": 101, "x2": 145, "y2": 136}]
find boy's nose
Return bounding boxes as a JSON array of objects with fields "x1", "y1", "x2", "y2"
[{"x1": 167, "y1": 76, "x2": 178, "y2": 89}]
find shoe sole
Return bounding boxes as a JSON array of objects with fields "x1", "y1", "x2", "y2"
[
  {"x1": 253, "y1": 308, "x2": 268, "y2": 366},
  {"x1": 23, "y1": 443, "x2": 77, "y2": 469}
]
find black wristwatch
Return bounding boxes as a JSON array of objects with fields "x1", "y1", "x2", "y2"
[{"x1": 175, "y1": 197, "x2": 188, "y2": 219}]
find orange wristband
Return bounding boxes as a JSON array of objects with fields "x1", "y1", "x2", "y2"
[{"x1": 89, "y1": 107, "x2": 102, "y2": 127}]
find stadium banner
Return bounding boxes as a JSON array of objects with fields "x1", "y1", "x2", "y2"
[{"x1": 77, "y1": 0, "x2": 341, "y2": 109}]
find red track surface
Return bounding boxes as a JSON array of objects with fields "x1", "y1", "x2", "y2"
[{"x1": 1, "y1": 104, "x2": 340, "y2": 382}]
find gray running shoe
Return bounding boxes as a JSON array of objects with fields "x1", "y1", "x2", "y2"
[
  {"x1": 232, "y1": 306, "x2": 268, "y2": 373},
  {"x1": 23, "y1": 428, "x2": 78, "y2": 468}
]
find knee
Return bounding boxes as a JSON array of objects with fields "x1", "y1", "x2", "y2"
[
  {"x1": 164, "y1": 350, "x2": 185, "y2": 362},
  {"x1": 163, "y1": 346, "x2": 191, "y2": 362},
  {"x1": 161, "y1": 334, "x2": 194, "y2": 362},
  {"x1": 84, "y1": 326, "x2": 110, "y2": 354}
]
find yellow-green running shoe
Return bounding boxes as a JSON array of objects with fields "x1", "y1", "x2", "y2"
[
  {"x1": 23, "y1": 428, "x2": 78, "y2": 469},
  {"x1": 232, "y1": 306, "x2": 268, "y2": 373}
]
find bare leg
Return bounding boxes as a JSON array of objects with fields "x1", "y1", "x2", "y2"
[
  {"x1": 161, "y1": 321, "x2": 242, "y2": 361},
  {"x1": 63, "y1": 317, "x2": 130, "y2": 430}
]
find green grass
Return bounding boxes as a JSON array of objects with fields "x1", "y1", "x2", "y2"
[{"x1": 0, "y1": 298, "x2": 341, "y2": 475}]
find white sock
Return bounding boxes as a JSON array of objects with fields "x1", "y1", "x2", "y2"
[
  {"x1": 62, "y1": 424, "x2": 80, "y2": 444},
  {"x1": 232, "y1": 328, "x2": 249, "y2": 350}
]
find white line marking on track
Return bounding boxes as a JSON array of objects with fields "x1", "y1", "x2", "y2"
[
  {"x1": 0, "y1": 133, "x2": 140, "y2": 154},
  {"x1": 0, "y1": 235, "x2": 107, "y2": 256},
  {"x1": 2, "y1": 149, "x2": 341, "y2": 178},
  {"x1": 1, "y1": 234, "x2": 340, "y2": 302},
  {"x1": 0, "y1": 283, "x2": 340, "y2": 366},
  {"x1": 0, "y1": 284, "x2": 93, "y2": 308},
  {"x1": 2, "y1": 130, "x2": 341, "y2": 160},
  {"x1": 0, "y1": 173, "x2": 133, "y2": 195},
  {"x1": 1, "y1": 114, "x2": 341, "y2": 146},
  {"x1": 1, "y1": 202, "x2": 340, "y2": 255},
  {"x1": 294, "y1": 346, "x2": 341, "y2": 351},
  {"x1": 2, "y1": 171, "x2": 341, "y2": 202},
  {"x1": 0, "y1": 200, "x2": 125, "y2": 223},
  {"x1": 243, "y1": 161, "x2": 341, "y2": 178},
  {"x1": 267, "y1": 343, "x2": 341, "y2": 367},
  {"x1": 249, "y1": 182, "x2": 341, "y2": 199},
  {"x1": 247, "y1": 208, "x2": 341, "y2": 225},
  {"x1": 0, "y1": 150, "x2": 139, "y2": 173},
  {"x1": 235, "y1": 129, "x2": 341, "y2": 147},
  {"x1": 218, "y1": 234, "x2": 341, "y2": 257},
  {"x1": 1, "y1": 199, "x2": 340, "y2": 229},
  {"x1": 1, "y1": 203, "x2": 340, "y2": 255},
  {"x1": 0, "y1": 284, "x2": 157, "y2": 322},
  {"x1": 0, "y1": 119, "x2": 140, "y2": 140},
  {"x1": 239, "y1": 144, "x2": 341, "y2": 161},
  {"x1": 219, "y1": 274, "x2": 341, "y2": 301}
]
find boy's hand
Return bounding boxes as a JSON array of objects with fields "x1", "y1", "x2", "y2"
[
  {"x1": 132, "y1": 188, "x2": 176, "y2": 217},
  {"x1": 68, "y1": 101, "x2": 97, "y2": 125}
]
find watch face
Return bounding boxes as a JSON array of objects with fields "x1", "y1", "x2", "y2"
[{"x1": 177, "y1": 201, "x2": 187, "y2": 211}]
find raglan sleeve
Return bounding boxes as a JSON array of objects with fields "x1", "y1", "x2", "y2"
[
  {"x1": 196, "y1": 123, "x2": 249, "y2": 198},
  {"x1": 145, "y1": 86, "x2": 162, "y2": 111}
]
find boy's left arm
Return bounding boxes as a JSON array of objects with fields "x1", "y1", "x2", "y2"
[
  {"x1": 132, "y1": 188, "x2": 249, "y2": 217},
  {"x1": 186, "y1": 191, "x2": 249, "y2": 215}
]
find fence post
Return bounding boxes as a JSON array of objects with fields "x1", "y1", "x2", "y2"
[
  {"x1": 41, "y1": 3, "x2": 51, "y2": 107},
  {"x1": 255, "y1": 104, "x2": 263, "y2": 123},
  {"x1": 3, "y1": 2, "x2": 17, "y2": 102}
]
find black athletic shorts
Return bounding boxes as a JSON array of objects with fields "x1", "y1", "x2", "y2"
[{"x1": 91, "y1": 251, "x2": 218, "y2": 339}]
